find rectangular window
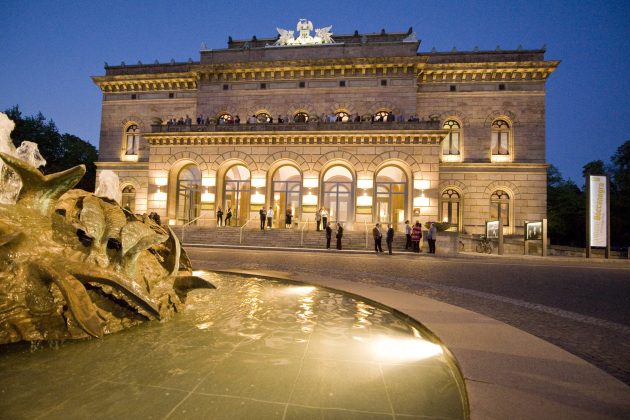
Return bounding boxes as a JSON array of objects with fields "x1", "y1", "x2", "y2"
[
  {"x1": 339, "y1": 81, "x2": 346, "y2": 87},
  {"x1": 299, "y1": 81, "x2": 306, "y2": 88},
  {"x1": 443, "y1": 132, "x2": 460, "y2": 155},
  {"x1": 380, "y1": 79, "x2": 387, "y2": 86},
  {"x1": 130, "y1": 94, "x2": 137, "y2": 100},
  {"x1": 260, "y1": 83, "x2": 266, "y2": 89},
  {"x1": 498, "y1": 84, "x2": 506, "y2": 90},
  {"x1": 168, "y1": 92, "x2": 175, "y2": 98},
  {"x1": 491, "y1": 132, "x2": 509, "y2": 155},
  {"x1": 450, "y1": 85, "x2": 456, "y2": 92},
  {"x1": 222, "y1": 84, "x2": 229, "y2": 90},
  {"x1": 490, "y1": 203, "x2": 510, "y2": 226}
]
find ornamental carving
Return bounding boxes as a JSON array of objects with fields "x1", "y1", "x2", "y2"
[{"x1": 275, "y1": 19, "x2": 334, "y2": 46}]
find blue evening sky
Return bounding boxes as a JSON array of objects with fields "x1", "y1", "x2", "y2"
[{"x1": 1, "y1": 0, "x2": 628, "y2": 182}]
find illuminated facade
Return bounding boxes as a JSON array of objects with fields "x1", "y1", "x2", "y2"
[{"x1": 92, "y1": 22, "x2": 558, "y2": 234}]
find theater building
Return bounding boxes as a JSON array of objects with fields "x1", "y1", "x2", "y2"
[{"x1": 92, "y1": 21, "x2": 558, "y2": 235}]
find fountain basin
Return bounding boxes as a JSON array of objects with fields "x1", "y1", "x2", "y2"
[{"x1": 0, "y1": 271, "x2": 468, "y2": 419}]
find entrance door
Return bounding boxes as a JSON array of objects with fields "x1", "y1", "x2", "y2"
[
  {"x1": 375, "y1": 166, "x2": 407, "y2": 229},
  {"x1": 223, "y1": 165, "x2": 251, "y2": 225},
  {"x1": 272, "y1": 165, "x2": 302, "y2": 228},
  {"x1": 322, "y1": 165, "x2": 354, "y2": 224},
  {"x1": 176, "y1": 165, "x2": 202, "y2": 224}
]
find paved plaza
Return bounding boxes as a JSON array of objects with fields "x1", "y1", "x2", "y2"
[{"x1": 187, "y1": 247, "x2": 630, "y2": 387}]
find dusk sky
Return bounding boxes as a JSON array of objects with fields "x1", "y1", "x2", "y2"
[{"x1": 1, "y1": 0, "x2": 628, "y2": 182}]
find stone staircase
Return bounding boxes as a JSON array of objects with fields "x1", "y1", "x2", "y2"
[{"x1": 171, "y1": 225, "x2": 412, "y2": 251}]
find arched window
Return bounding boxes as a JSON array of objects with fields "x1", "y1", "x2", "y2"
[
  {"x1": 121, "y1": 185, "x2": 136, "y2": 212},
  {"x1": 374, "y1": 110, "x2": 390, "y2": 122},
  {"x1": 491, "y1": 120, "x2": 510, "y2": 155},
  {"x1": 125, "y1": 125, "x2": 140, "y2": 155},
  {"x1": 442, "y1": 120, "x2": 461, "y2": 156},
  {"x1": 490, "y1": 190, "x2": 510, "y2": 226},
  {"x1": 176, "y1": 165, "x2": 201, "y2": 224},
  {"x1": 440, "y1": 189, "x2": 461, "y2": 231},
  {"x1": 322, "y1": 166, "x2": 354, "y2": 223},
  {"x1": 256, "y1": 112, "x2": 271, "y2": 123},
  {"x1": 272, "y1": 166, "x2": 302, "y2": 228},
  {"x1": 224, "y1": 165, "x2": 251, "y2": 225},
  {"x1": 293, "y1": 112, "x2": 309, "y2": 123},
  {"x1": 375, "y1": 166, "x2": 407, "y2": 226},
  {"x1": 335, "y1": 111, "x2": 350, "y2": 122},
  {"x1": 218, "y1": 113, "x2": 233, "y2": 124}
]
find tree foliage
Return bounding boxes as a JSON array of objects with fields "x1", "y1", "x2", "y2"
[
  {"x1": 3, "y1": 105, "x2": 98, "y2": 192},
  {"x1": 548, "y1": 140, "x2": 630, "y2": 248}
]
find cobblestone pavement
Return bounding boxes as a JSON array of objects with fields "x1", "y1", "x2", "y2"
[{"x1": 186, "y1": 247, "x2": 630, "y2": 386}]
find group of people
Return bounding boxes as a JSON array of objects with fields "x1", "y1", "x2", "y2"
[
  {"x1": 215, "y1": 207, "x2": 232, "y2": 226},
  {"x1": 163, "y1": 112, "x2": 428, "y2": 128},
  {"x1": 258, "y1": 207, "x2": 294, "y2": 229},
  {"x1": 404, "y1": 220, "x2": 438, "y2": 254}
]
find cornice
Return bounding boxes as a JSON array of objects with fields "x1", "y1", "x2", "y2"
[
  {"x1": 144, "y1": 130, "x2": 447, "y2": 146},
  {"x1": 419, "y1": 61, "x2": 559, "y2": 83},
  {"x1": 96, "y1": 161, "x2": 150, "y2": 169},
  {"x1": 92, "y1": 73, "x2": 197, "y2": 93}
]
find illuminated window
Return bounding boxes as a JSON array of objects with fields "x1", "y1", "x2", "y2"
[
  {"x1": 176, "y1": 165, "x2": 202, "y2": 224},
  {"x1": 293, "y1": 112, "x2": 309, "y2": 123},
  {"x1": 256, "y1": 112, "x2": 272, "y2": 123},
  {"x1": 491, "y1": 120, "x2": 510, "y2": 155},
  {"x1": 374, "y1": 110, "x2": 390, "y2": 122},
  {"x1": 218, "y1": 113, "x2": 233, "y2": 124},
  {"x1": 440, "y1": 189, "x2": 460, "y2": 230},
  {"x1": 490, "y1": 190, "x2": 510, "y2": 226},
  {"x1": 125, "y1": 125, "x2": 140, "y2": 155},
  {"x1": 121, "y1": 185, "x2": 136, "y2": 212},
  {"x1": 442, "y1": 120, "x2": 461, "y2": 155},
  {"x1": 335, "y1": 111, "x2": 350, "y2": 122}
]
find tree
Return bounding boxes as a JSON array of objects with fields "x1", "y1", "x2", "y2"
[
  {"x1": 547, "y1": 165, "x2": 585, "y2": 247},
  {"x1": 610, "y1": 140, "x2": 630, "y2": 247},
  {"x1": 3, "y1": 105, "x2": 98, "y2": 192}
]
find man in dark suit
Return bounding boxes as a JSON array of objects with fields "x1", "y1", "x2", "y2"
[
  {"x1": 259, "y1": 207, "x2": 266, "y2": 230},
  {"x1": 325, "y1": 224, "x2": 332, "y2": 249}
]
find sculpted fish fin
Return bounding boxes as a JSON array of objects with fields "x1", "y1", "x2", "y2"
[{"x1": 0, "y1": 152, "x2": 85, "y2": 215}]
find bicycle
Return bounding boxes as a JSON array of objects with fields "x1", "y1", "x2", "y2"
[{"x1": 475, "y1": 235, "x2": 493, "y2": 254}]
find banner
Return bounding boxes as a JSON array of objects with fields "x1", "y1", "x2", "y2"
[{"x1": 589, "y1": 175, "x2": 608, "y2": 247}]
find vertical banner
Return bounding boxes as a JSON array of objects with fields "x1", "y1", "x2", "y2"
[{"x1": 589, "y1": 175, "x2": 608, "y2": 247}]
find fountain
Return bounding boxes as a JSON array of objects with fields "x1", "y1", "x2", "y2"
[
  {"x1": 0, "y1": 113, "x2": 214, "y2": 344},
  {"x1": 94, "y1": 169, "x2": 122, "y2": 204}
]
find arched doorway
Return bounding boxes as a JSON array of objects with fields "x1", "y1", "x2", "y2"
[
  {"x1": 322, "y1": 165, "x2": 354, "y2": 223},
  {"x1": 176, "y1": 165, "x2": 201, "y2": 224},
  {"x1": 272, "y1": 165, "x2": 301, "y2": 228},
  {"x1": 224, "y1": 164, "x2": 251, "y2": 225},
  {"x1": 375, "y1": 166, "x2": 407, "y2": 227}
]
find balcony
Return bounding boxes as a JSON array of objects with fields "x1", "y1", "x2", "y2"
[{"x1": 151, "y1": 120, "x2": 442, "y2": 133}]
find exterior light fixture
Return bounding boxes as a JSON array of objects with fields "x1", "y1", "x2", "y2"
[
  {"x1": 357, "y1": 179, "x2": 373, "y2": 189},
  {"x1": 413, "y1": 194, "x2": 430, "y2": 207},
  {"x1": 251, "y1": 192, "x2": 265, "y2": 204},
  {"x1": 413, "y1": 179, "x2": 430, "y2": 190},
  {"x1": 202, "y1": 177, "x2": 216, "y2": 187},
  {"x1": 357, "y1": 192, "x2": 373, "y2": 207},
  {"x1": 155, "y1": 177, "x2": 168, "y2": 186}
]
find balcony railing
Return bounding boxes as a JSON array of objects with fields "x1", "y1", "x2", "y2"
[{"x1": 151, "y1": 120, "x2": 441, "y2": 133}]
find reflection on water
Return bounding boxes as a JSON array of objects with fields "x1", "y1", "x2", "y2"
[{"x1": 0, "y1": 271, "x2": 468, "y2": 419}]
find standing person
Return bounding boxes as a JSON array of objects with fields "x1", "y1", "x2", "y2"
[
  {"x1": 216, "y1": 207, "x2": 223, "y2": 227},
  {"x1": 404, "y1": 220, "x2": 412, "y2": 250},
  {"x1": 266, "y1": 207, "x2": 274, "y2": 229},
  {"x1": 259, "y1": 207, "x2": 266, "y2": 230},
  {"x1": 386, "y1": 224, "x2": 394, "y2": 255},
  {"x1": 411, "y1": 221, "x2": 422, "y2": 253},
  {"x1": 285, "y1": 208, "x2": 293, "y2": 228},
  {"x1": 315, "y1": 208, "x2": 322, "y2": 231},
  {"x1": 321, "y1": 208, "x2": 328, "y2": 230},
  {"x1": 225, "y1": 207, "x2": 232, "y2": 226},
  {"x1": 336, "y1": 223, "x2": 344, "y2": 250},
  {"x1": 428, "y1": 223, "x2": 437, "y2": 254},
  {"x1": 325, "y1": 223, "x2": 332, "y2": 249},
  {"x1": 372, "y1": 223, "x2": 383, "y2": 253}
]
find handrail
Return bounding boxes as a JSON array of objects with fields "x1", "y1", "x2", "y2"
[
  {"x1": 180, "y1": 215, "x2": 202, "y2": 245},
  {"x1": 300, "y1": 218, "x2": 311, "y2": 247},
  {"x1": 239, "y1": 218, "x2": 253, "y2": 244}
]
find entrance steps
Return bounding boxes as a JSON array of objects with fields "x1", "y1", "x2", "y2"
[{"x1": 171, "y1": 225, "x2": 412, "y2": 251}]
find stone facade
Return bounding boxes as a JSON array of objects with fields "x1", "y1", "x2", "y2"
[{"x1": 92, "y1": 26, "x2": 558, "y2": 235}]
